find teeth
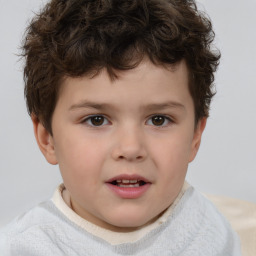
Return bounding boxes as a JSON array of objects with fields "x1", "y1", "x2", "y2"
[
  {"x1": 119, "y1": 184, "x2": 140, "y2": 188},
  {"x1": 113, "y1": 179, "x2": 145, "y2": 187},
  {"x1": 116, "y1": 179, "x2": 139, "y2": 184}
]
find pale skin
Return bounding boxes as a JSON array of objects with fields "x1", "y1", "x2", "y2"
[{"x1": 32, "y1": 59, "x2": 206, "y2": 232}]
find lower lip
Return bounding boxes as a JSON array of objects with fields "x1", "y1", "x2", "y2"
[{"x1": 106, "y1": 183, "x2": 151, "y2": 199}]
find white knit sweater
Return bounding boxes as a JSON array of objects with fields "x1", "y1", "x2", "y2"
[{"x1": 0, "y1": 184, "x2": 241, "y2": 255}]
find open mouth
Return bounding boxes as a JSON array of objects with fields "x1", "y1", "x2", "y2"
[
  {"x1": 110, "y1": 179, "x2": 147, "y2": 188},
  {"x1": 106, "y1": 176, "x2": 151, "y2": 198}
]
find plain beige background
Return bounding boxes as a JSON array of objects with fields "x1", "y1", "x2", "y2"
[{"x1": 0, "y1": 0, "x2": 255, "y2": 227}]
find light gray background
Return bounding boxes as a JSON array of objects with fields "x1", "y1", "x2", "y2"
[{"x1": 0, "y1": 0, "x2": 255, "y2": 227}]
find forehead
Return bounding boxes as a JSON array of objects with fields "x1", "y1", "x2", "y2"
[{"x1": 57, "y1": 60, "x2": 191, "y2": 108}]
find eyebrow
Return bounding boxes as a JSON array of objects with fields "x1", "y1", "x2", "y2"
[
  {"x1": 69, "y1": 100, "x2": 185, "y2": 112},
  {"x1": 142, "y1": 102, "x2": 185, "y2": 112},
  {"x1": 69, "y1": 101, "x2": 115, "y2": 111}
]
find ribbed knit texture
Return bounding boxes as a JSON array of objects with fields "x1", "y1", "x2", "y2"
[
  {"x1": 53, "y1": 182, "x2": 190, "y2": 245},
  {"x1": 0, "y1": 186, "x2": 241, "y2": 255}
]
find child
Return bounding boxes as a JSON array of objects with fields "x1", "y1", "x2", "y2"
[{"x1": 0, "y1": 0, "x2": 241, "y2": 255}]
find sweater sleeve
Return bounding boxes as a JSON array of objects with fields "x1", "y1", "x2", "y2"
[{"x1": 0, "y1": 225, "x2": 11, "y2": 256}]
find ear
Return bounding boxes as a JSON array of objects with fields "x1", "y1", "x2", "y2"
[
  {"x1": 189, "y1": 117, "x2": 207, "y2": 162},
  {"x1": 31, "y1": 115, "x2": 58, "y2": 165}
]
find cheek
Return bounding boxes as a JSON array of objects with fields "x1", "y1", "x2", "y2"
[
  {"x1": 54, "y1": 131, "x2": 107, "y2": 182},
  {"x1": 152, "y1": 135, "x2": 191, "y2": 196},
  {"x1": 151, "y1": 132, "x2": 193, "y2": 168}
]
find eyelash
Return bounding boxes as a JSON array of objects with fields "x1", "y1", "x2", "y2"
[
  {"x1": 146, "y1": 115, "x2": 173, "y2": 127},
  {"x1": 82, "y1": 115, "x2": 110, "y2": 127},
  {"x1": 81, "y1": 115, "x2": 173, "y2": 127}
]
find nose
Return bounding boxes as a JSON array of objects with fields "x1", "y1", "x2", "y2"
[{"x1": 111, "y1": 126, "x2": 147, "y2": 162}]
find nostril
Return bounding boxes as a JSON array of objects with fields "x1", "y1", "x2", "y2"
[
  {"x1": 112, "y1": 144, "x2": 147, "y2": 161},
  {"x1": 117, "y1": 155, "x2": 144, "y2": 161},
  {"x1": 118, "y1": 155, "x2": 143, "y2": 160}
]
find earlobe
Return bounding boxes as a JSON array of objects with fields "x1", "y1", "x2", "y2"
[
  {"x1": 32, "y1": 115, "x2": 58, "y2": 165},
  {"x1": 189, "y1": 117, "x2": 207, "y2": 162}
]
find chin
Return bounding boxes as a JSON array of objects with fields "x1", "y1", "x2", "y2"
[{"x1": 104, "y1": 211, "x2": 156, "y2": 231}]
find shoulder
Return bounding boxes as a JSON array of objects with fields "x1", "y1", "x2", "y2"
[
  {"x1": 168, "y1": 186, "x2": 242, "y2": 255},
  {"x1": 206, "y1": 195, "x2": 256, "y2": 256},
  {"x1": 0, "y1": 200, "x2": 59, "y2": 234},
  {"x1": 0, "y1": 200, "x2": 66, "y2": 255},
  {"x1": 182, "y1": 187, "x2": 239, "y2": 237}
]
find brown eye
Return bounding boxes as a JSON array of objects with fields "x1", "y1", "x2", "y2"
[
  {"x1": 146, "y1": 115, "x2": 172, "y2": 127},
  {"x1": 84, "y1": 115, "x2": 109, "y2": 126},
  {"x1": 91, "y1": 116, "x2": 104, "y2": 126},
  {"x1": 152, "y1": 116, "x2": 165, "y2": 126}
]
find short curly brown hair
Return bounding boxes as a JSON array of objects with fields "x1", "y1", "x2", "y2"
[{"x1": 22, "y1": 0, "x2": 220, "y2": 134}]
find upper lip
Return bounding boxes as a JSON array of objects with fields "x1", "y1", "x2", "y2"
[{"x1": 106, "y1": 174, "x2": 151, "y2": 183}]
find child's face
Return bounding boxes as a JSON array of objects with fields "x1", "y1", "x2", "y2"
[{"x1": 35, "y1": 60, "x2": 205, "y2": 231}]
